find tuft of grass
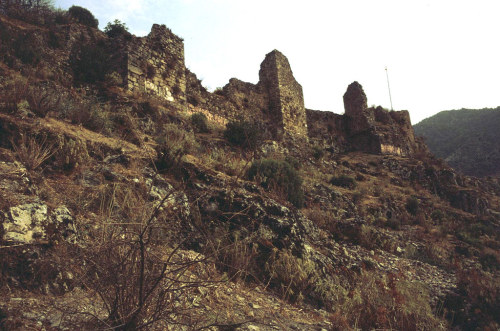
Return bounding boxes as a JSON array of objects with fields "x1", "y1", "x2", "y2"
[{"x1": 11, "y1": 133, "x2": 56, "y2": 171}]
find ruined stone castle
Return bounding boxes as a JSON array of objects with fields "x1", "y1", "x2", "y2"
[{"x1": 123, "y1": 24, "x2": 417, "y2": 156}]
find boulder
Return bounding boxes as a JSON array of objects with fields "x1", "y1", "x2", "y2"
[{"x1": 1, "y1": 203, "x2": 76, "y2": 244}]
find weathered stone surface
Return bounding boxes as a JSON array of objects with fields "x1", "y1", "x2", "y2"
[
  {"x1": 343, "y1": 81, "x2": 370, "y2": 121},
  {"x1": 259, "y1": 50, "x2": 308, "y2": 141},
  {"x1": 2, "y1": 203, "x2": 47, "y2": 243},
  {"x1": 185, "y1": 50, "x2": 308, "y2": 142},
  {"x1": 1, "y1": 203, "x2": 76, "y2": 244},
  {"x1": 123, "y1": 24, "x2": 186, "y2": 103}
]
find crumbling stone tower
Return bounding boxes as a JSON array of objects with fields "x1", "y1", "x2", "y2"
[
  {"x1": 343, "y1": 81, "x2": 416, "y2": 156},
  {"x1": 258, "y1": 50, "x2": 308, "y2": 141},
  {"x1": 125, "y1": 24, "x2": 186, "y2": 103}
]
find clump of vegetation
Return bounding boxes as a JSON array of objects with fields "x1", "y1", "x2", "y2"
[
  {"x1": 70, "y1": 183, "x2": 213, "y2": 330},
  {"x1": 154, "y1": 123, "x2": 198, "y2": 171},
  {"x1": 266, "y1": 249, "x2": 322, "y2": 303},
  {"x1": 0, "y1": 76, "x2": 29, "y2": 113},
  {"x1": 26, "y1": 85, "x2": 61, "y2": 118},
  {"x1": 330, "y1": 174, "x2": 357, "y2": 189},
  {"x1": 55, "y1": 137, "x2": 89, "y2": 171},
  {"x1": 224, "y1": 120, "x2": 263, "y2": 149},
  {"x1": 11, "y1": 133, "x2": 56, "y2": 171},
  {"x1": 248, "y1": 158, "x2": 304, "y2": 208},
  {"x1": 449, "y1": 268, "x2": 500, "y2": 330},
  {"x1": 68, "y1": 5, "x2": 98, "y2": 28},
  {"x1": 104, "y1": 19, "x2": 131, "y2": 39},
  {"x1": 431, "y1": 209, "x2": 445, "y2": 221},
  {"x1": 406, "y1": 196, "x2": 420, "y2": 216},
  {"x1": 190, "y1": 112, "x2": 210, "y2": 133},
  {"x1": 285, "y1": 155, "x2": 300, "y2": 170}
]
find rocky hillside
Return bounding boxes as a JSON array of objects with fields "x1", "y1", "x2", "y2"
[
  {"x1": 414, "y1": 108, "x2": 500, "y2": 177},
  {"x1": 1, "y1": 4, "x2": 500, "y2": 331}
]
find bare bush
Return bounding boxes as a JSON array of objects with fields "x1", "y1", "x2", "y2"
[{"x1": 71, "y1": 185, "x2": 214, "y2": 330}]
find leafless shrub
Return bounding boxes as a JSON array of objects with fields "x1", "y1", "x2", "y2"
[{"x1": 70, "y1": 185, "x2": 215, "y2": 330}]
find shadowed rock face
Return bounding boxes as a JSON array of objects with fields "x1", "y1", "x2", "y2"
[
  {"x1": 343, "y1": 81, "x2": 368, "y2": 118},
  {"x1": 343, "y1": 81, "x2": 374, "y2": 137}
]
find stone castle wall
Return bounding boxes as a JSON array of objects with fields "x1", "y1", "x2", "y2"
[
  {"x1": 307, "y1": 82, "x2": 417, "y2": 156},
  {"x1": 125, "y1": 24, "x2": 186, "y2": 103},
  {"x1": 185, "y1": 51, "x2": 307, "y2": 141},
  {"x1": 120, "y1": 24, "x2": 416, "y2": 155}
]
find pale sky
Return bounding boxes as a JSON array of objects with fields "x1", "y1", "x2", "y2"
[{"x1": 54, "y1": 0, "x2": 500, "y2": 124}]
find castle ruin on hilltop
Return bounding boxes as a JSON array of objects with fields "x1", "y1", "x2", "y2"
[{"x1": 122, "y1": 24, "x2": 417, "y2": 156}]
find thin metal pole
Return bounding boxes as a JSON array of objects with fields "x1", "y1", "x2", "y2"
[{"x1": 385, "y1": 67, "x2": 394, "y2": 111}]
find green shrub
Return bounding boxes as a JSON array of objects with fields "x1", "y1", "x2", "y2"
[
  {"x1": 224, "y1": 120, "x2": 263, "y2": 149},
  {"x1": 54, "y1": 9, "x2": 71, "y2": 25},
  {"x1": 190, "y1": 113, "x2": 210, "y2": 133},
  {"x1": 248, "y1": 159, "x2": 304, "y2": 208},
  {"x1": 154, "y1": 124, "x2": 198, "y2": 171},
  {"x1": 452, "y1": 268, "x2": 500, "y2": 329},
  {"x1": 330, "y1": 175, "x2": 357, "y2": 189},
  {"x1": 68, "y1": 5, "x2": 98, "y2": 28},
  {"x1": 406, "y1": 196, "x2": 419, "y2": 216},
  {"x1": 104, "y1": 19, "x2": 131, "y2": 39}
]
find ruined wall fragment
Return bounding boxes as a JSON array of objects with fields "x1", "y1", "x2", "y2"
[
  {"x1": 126, "y1": 24, "x2": 186, "y2": 103},
  {"x1": 258, "y1": 50, "x2": 308, "y2": 141}
]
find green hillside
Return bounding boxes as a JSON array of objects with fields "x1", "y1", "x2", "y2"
[{"x1": 414, "y1": 108, "x2": 500, "y2": 177}]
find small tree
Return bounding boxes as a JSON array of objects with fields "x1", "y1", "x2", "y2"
[
  {"x1": 104, "y1": 19, "x2": 131, "y2": 39},
  {"x1": 68, "y1": 5, "x2": 98, "y2": 28}
]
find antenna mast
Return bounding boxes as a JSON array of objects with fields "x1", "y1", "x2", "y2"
[{"x1": 385, "y1": 67, "x2": 394, "y2": 111}]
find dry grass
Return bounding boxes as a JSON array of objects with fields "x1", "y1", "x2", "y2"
[{"x1": 11, "y1": 133, "x2": 56, "y2": 171}]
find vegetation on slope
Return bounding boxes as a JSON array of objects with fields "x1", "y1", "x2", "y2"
[
  {"x1": 0, "y1": 5, "x2": 499, "y2": 330},
  {"x1": 414, "y1": 108, "x2": 500, "y2": 177}
]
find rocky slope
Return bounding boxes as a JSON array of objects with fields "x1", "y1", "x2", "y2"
[{"x1": 1, "y1": 6, "x2": 500, "y2": 331}]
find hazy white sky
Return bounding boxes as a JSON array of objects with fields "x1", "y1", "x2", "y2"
[{"x1": 55, "y1": 0, "x2": 500, "y2": 124}]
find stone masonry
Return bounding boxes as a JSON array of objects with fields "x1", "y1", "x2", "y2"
[
  {"x1": 120, "y1": 24, "x2": 416, "y2": 154},
  {"x1": 258, "y1": 50, "x2": 308, "y2": 140},
  {"x1": 125, "y1": 24, "x2": 186, "y2": 103}
]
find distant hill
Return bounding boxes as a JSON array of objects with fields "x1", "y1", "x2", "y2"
[{"x1": 414, "y1": 107, "x2": 500, "y2": 177}]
